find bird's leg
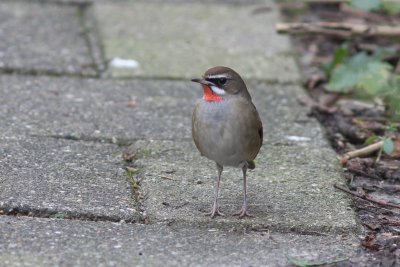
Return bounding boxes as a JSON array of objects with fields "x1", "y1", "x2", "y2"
[
  {"x1": 233, "y1": 164, "x2": 252, "y2": 218},
  {"x1": 205, "y1": 163, "x2": 225, "y2": 218}
]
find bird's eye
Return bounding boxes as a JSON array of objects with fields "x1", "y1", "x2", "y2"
[{"x1": 218, "y1": 78, "x2": 227, "y2": 85}]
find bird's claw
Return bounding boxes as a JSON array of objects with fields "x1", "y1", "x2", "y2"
[
  {"x1": 205, "y1": 207, "x2": 225, "y2": 218},
  {"x1": 233, "y1": 206, "x2": 252, "y2": 218}
]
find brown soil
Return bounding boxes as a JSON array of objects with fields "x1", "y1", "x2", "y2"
[{"x1": 277, "y1": 2, "x2": 400, "y2": 266}]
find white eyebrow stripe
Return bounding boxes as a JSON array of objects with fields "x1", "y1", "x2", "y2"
[
  {"x1": 210, "y1": 85, "x2": 226, "y2": 95},
  {"x1": 207, "y1": 74, "x2": 228, "y2": 79}
]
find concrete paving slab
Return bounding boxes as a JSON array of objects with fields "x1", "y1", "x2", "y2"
[
  {"x1": 0, "y1": 75, "x2": 324, "y2": 146},
  {"x1": 0, "y1": 216, "x2": 359, "y2": 267},
  {"x1": 0, "y1": 136, "x2": 139, "y2": 222},
  {"x1": 28, "y1": 0, "x2": 263, "y2": 3},
  {"x1": 94, "y1": 1, "x2": 300, "y2": 82},
  {"x1": 0, "y1": 75, "x2": 195, "y2": 141},
  {"x1": 0, "y1": 2, "x2": 95, "y2": 75},
  {"x1": 0, "y1": 0, "x2": 363, "y2": 265},
  {"x1": 0, "y1": 73, "x2": 350, "y2": 232},
  {"x1": 133, "y1": 139, "x2": 359, "y2": 234},
  {"x1": 29, "y1": 0, "x2": 92, "y2": 3}
]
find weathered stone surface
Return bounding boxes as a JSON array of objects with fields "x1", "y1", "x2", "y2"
[
  {"x1": 0, "y1": 136, "x2": 139, "y2": 222},
  {"x1": 94, "y1": 1, "x2": 300, "y2": 82},
  {"x1": 0, "y1": 75, "x2": 195, "y2": 141},
  {"x1": 134, "y1": 139, "x2": 359, "y2": 234},
  {"x1": 0, "y1": 73, "x2": 356, "y2": 232},
  {"x1": 26, "y1": 0, "x2": 264, "y2": 3},
  {"x1": 0, "y1": 2, "x2": 95, "y2": 75},
  {"x1": 0, "y1": 75, "x2": 323, "y2": 146},
  {"x1": 0, "y1": 216, "x2": 358, "y2": 267},
  {"x1": 0, "y1": 0, "x2": 363, "y2": 265}
]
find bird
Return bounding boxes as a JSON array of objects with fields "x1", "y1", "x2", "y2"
[{"x1": 191, "y1": 66, "x2": 263, "y2": 218}]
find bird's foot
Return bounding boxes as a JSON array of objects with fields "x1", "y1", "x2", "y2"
[
  {"x1": 204, "y1": 206, "x2": 225, "y2": 218},
  {"x1": 233, "y1": 206, "x2": 252, "y2": 218}
]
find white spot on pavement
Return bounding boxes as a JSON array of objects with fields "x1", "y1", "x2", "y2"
[
  {"x1": 110, "y1": 57, "x2": 140, "y2": 69},
  {"x1": 285, "y1": 136, "x2": 311, "y2": 142}
]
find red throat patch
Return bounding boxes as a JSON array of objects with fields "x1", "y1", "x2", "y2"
[{"x1": 202, "y1": 85, "x2": 222, "y2": 102}]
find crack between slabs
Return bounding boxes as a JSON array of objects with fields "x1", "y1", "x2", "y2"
[
  {"x1": 0, "y1": 67, "x2": 97, "y2": 78},
  {"x1": 0, "y1": 205, "x2": 140, "y2": 224},
  {"x1": 29, "y1": 134, "x2": 192, "y2": 146},
  {"x1": 78, "y1": 4, "x2": 108, "y2": 78}
]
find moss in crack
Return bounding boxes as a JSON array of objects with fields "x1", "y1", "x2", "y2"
[
  {"x1": 137, "y1": 147, "x2": 152, "y2": 158},
  {"x1": 125, "y1": 166, "x2": 143, "y2": 203},
  {"x1": 126, "y1": 167, "x2": 139, "y2": 189},
  {"x1": 49, "y1": 212, "x2": 68, "y2": 219}
]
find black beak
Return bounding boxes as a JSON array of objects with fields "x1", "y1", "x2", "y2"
[{"x1": 191, "y1": 78, "x2": 216, "y2": 87}]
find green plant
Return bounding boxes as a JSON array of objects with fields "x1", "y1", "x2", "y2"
[
  {"x1": 350, "y1": 0, "x2": 400, "y2": 14},
  {"x1": 326, "y1": 51, "x2": 392, "y2": 94},
  {"x1": 50, "y1": 212, "x2": 68, "y2": 219},
  {"x1": 381, "y1": 76, "x2": 400, "y2": 118},
  {"x1": 351, "y1": 0, "x2": 381, "y2": 11},
  {"x1": 326, "y1": 46, "x2": 400, "y2": 119},
  {"x1": 126, "y1": 167, "x2": 138, "y2": 179},
  {"x1": 381, "y1": 1, "x2": 400, "y2": 14},
  {"x1": 323, "y1": 43, "x2": 349, "y2": 76},
  {"x1": 125, "y1": 167, "x2": 140, "y2": 190},
  {"x1": 383, "y1": 137, "x2": 395, "y2": 154},
  {"x1": 383, "y1": 123, "x2": 397, "y2": 155},
  {"x1": 365, "y1": 124, "x2": 396, "y2": 162}
]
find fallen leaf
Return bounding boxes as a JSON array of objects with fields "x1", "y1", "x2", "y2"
[{"x1": 127, "y1": 100, "x2": 137, "y2": 108}]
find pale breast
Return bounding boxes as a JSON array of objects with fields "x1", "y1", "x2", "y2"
[{"x1": 192, "y1": 98, "x2": 262, "y2": 167}]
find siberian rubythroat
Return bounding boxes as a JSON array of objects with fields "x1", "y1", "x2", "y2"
[{"x1": 191, "y1": 66, "x2": 263, "y2": 218}]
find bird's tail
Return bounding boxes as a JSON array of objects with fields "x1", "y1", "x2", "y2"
[{"x1": 247, "y1": 160, "x2": 255, "y2": 170}]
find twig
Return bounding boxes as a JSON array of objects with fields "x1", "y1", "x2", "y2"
[
  {"x1": 383, "y1": 217, "x2": 400, "y2": 226},
  {"x1": 380, "y1": 207, "x2": 400, "y2": 216},
  {"x1": 346, "y1": 167, "x2": 382, "y2": 180},
  {"x1": 364, "y1": 203, "x2": 400, "y2": 215},
  {"x1": 159, "y1": 175, "x2": 177, "y2": 181},
  {"x1": 320, "y1": 93, "x2": 341, "y2": 107},
  {"x1": 374, "y1": 184, "x2": 400, "y2": 193},
  {"x1": 276, "y1": 22, "x2": 400, "y2": 37},
  {"x1": 341, "y1": 140, "x2": 383, "y2": 165},
  {"x1": 334, "y1": 184, "x2": 400, "y2": 209},
  {"x1": 297, "y1": 95, "x2": 337, "y2": 114}
]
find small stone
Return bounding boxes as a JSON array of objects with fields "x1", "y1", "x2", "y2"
[{"x1": 123, "y1": 144, "x2": 137, "y2": 162}]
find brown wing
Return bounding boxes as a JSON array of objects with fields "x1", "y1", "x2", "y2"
[
  {"x1": 253, "y1": 102, "x2": 263, "y2": 145},
  {"x1": 247, "y1": 102, "x2": 263, "y2": 169}
]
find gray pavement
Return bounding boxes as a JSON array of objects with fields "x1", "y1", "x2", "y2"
[
  {"x1": 0, "y1": 216, "x2": 358, "y2": 267},
  {"x1": 95, "y1": 1, "x2": 300, "y2": 82},
  {"x1": 0, "y1": 136, "x2": 138, "y2": 222},
  {"x1": 0, "y1": 2, "x2": 95, "y2": 76},
  {"x1": 0, "y1": 0, "x2": 361, "y2": 266}
]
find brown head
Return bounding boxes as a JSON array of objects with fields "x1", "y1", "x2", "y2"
[{"x1": 191, "y1": 66, "x2": 252, "y2": 102}]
